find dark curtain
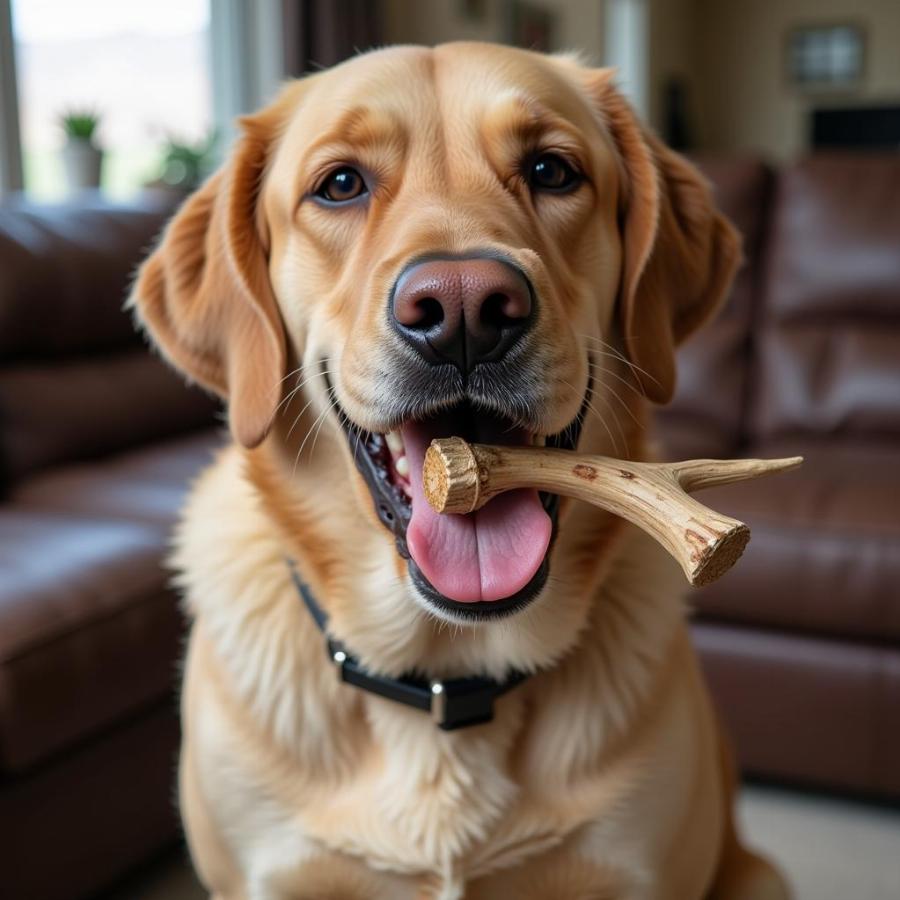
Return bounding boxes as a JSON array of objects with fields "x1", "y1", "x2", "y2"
[{"x1": 282, "y1": 0, "x2": 383, "y2": 75}]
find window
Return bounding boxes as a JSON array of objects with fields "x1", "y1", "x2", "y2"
[{"x1": 11, "y1": 0, "x2": 211, "y2": 200}]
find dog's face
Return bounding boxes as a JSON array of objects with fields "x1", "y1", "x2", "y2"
[{"x1": 133, "y1": 44, "x2": 739, "y2": 624}]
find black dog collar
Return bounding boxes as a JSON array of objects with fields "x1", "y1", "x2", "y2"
[{"x1": 288, "y1": 563, "x2": 529, "y2": 730}]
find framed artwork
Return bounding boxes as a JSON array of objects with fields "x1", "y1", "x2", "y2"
[
  {"x1": 508, "y1": 1, "x2": 556, "y2": 53},
  {"x1": 786, "y1": 24, "x2": 865, "y2": 90}
]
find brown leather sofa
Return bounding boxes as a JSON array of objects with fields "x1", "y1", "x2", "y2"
[
  {"x1": 0, "y1": 197, "x2": 220, "y2": 900},
  {"x1": 659, "y1": 155, "x2": 900, "y2": 799},
  {"x1": 1, "y1": 155, "x2": 897, "y2": 899}
]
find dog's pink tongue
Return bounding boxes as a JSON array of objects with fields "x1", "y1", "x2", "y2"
[{"x1": 402, "y1": 422, "x2": 551, "y2": 603}]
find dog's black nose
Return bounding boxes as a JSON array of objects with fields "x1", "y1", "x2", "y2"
[{"x1": 390, "y1": 256, "x2": 533, "y2": 372}]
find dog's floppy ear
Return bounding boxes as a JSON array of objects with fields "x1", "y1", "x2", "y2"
[
  {"x1": 129, "y1": 116, "x2": 286, "y2": 448},
  {"x1": 587, "y1": 70, "x2": 741, "y2": 403}
]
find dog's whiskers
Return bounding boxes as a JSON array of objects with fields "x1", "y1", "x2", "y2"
[
  {"x1": 310, "y1": 393, "x2": 341, "y2": 458},
  {"x1": 586, "y1": 360, "x2": 645, "y2": 430},
  {"x1": 293, "y1": 395, "x2": 340, "y2": 477},
  {"x1": 593, "y1": 389, "x2": 630, "y2": 455},
  {"x1": 285, "y1": 393, "x2": 322, "y2": 442},
  {"x1": 559, "y1": 378, "x2": 622, "y2": 457},
  {"x1": 275, "y1": 364, "x2": 329, "y2": 418},
  {"x1": 276, "y1": 364, "x2": 304, "y2": 389},
  {"x1": 586, "y1": 356, "x2": 648, "y2": 403},
  {"x1": 576, "y1": 333, "x2": 659, "y2": 392},
  {"x1": 351, "y1": 422, "x2": 369, "y2": 459}
]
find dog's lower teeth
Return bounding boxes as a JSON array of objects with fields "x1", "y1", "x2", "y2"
[{"x1": 395, "y1": 455, "x2": 409, "y2": 477}]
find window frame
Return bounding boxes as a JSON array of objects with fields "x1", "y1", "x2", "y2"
[
  {"x1": 0, "y1": 0, "x2": 286, "y2": 198},
  {"x1": 604, "y1": 0, "x2": 649, "y2": 121},
  {"x1": 0, "y1": 0, "x2": 24, "y2": 194}
]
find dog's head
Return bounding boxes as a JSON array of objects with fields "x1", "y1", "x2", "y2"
[{"x1": 131, "y1": 44, "x2": 739, "y2": 625}]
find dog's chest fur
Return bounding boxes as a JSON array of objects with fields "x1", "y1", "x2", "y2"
[{"x1": 176, "y1": 448, "x2": 698, "y2": 894}]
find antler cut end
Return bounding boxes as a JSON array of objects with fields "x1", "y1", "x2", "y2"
[
  {"x1": 688, "y1": 523, "x2": 750, "y2": 587},
  {"x1": 424, "y1": 437, "x2": 480, "y2": 514}
]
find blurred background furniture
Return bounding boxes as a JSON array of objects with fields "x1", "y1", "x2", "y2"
[
  {"x1": 658, "y1": 154, "x2": 900, "y2": 799},
  {"x1": 0, "y1": 198, "x2": 220, "y2": 900}
]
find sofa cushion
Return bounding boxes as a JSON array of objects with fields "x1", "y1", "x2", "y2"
[
  {"x1": 12, "y1": 429, "x2": 221, "y2": 525},
  {"x1": 690, "y1": 439, "x2": 900, "y2": 643},
  {"x1": 0, "y1": 199, "x2": 165, "y2": 358},
  {"x1": 0, "y1": 199, "x2": 218, "y2": 489},
  {"x1": 693, "y1": 621, "x2": 900, "y2": 797},
  {"x1": 751, "y1": 156, "x2": 900, "y2": 442},
  {"x1": 0, "y1": 350, "x2": 217, "y2": 486},
  {"x1": 655, "y1": 158, "x2": 773, "y2": 458},
  {"x1": 0, "y1": 430, "x2": 220, "y2": 773}
]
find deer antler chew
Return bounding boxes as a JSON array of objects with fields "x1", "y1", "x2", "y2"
[{"x1": 423, "y1": 437, "x2": 803, "y2": 587}]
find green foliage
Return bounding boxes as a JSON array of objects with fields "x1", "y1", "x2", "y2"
[
  {"x1": 59, "y1": 109, "x2": 101, "y2": 141},
  {"x1": 160, "y1": 131, "x2": 219, "y2": 191}
]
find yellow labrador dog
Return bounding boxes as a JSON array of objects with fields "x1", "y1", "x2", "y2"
[{"x1": 131, "y1": 43, "x2": 788, "y2": 900}]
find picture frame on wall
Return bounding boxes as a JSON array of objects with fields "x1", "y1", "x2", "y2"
[{"x1": 786, "y1": 23, "x2": 865, "y2": 90}]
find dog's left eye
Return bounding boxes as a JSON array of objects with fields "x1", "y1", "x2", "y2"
[
  {"x1": 315, "y1": 167, "x2": 368, "y2": 203},
  {"x1": 528, "y1": 153, "x2": 582, "y2": 193}
]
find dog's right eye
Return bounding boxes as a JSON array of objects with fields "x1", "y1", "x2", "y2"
[
  {"x1": 315, "y1": 167, "x2": 368, "y2": 204},
  {"x1": 527, "y1": 153, "x2": 582, "y2": 194}
]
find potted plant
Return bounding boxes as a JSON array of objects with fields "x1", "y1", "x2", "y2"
[
  {"x1": 143, "y1": 130, "x2": 219, "y2": 199},
  {"x1": 59, "y1": 109, "x2": 103, "y2": 192},
  {"x1": 159, "y1": 131, "x2": 218, "y2": 192}
]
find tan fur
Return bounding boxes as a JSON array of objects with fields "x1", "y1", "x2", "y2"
[{"x1": 131, "y1": 43, "x2": 788, "y2": 899}]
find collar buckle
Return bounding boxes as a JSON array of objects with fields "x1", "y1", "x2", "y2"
[{"x1": 429, "y1": 676, "x2": 502, "y2": 730}]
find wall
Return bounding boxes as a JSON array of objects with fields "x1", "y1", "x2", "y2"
[
  {"x1": 647, "y1": 0, "x2": 695, "y2": 135},
  {"x1": 382, "y1": 0, "x2": 606, "y2": 65},
  {"x1": 382, "y1": 0, "x2": 900, "y2": 161},
  {"x1": 693, "y1": 0, "x2": 900, "y2": 160},
  {"x1": 381, "y1": 1, "x2": 686, "y2": 130}
]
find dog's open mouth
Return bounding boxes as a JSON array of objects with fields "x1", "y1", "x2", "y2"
[{"x1": 332, "y1": 377, "x2": 587, "y2": 619}]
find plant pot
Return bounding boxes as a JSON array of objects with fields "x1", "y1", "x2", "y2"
[{"x1": 62, "y1": 139, "x2": 103, "y2": 192}]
